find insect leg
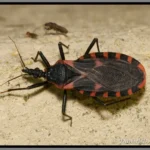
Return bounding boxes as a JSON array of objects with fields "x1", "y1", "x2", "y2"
[
  {"x1": 58, "y1": 42, "x2": 69, "y2": 60},
  {"x1": 58, "y1": 42, "x2": 71, "y2": 126},
  {"x1": 84, "y1": 38, "x2": 100, "y2": 55},
  {"x1": 94, "y1": 97, "x2": 130, "y2": 106},
  {"x1": 62, "y1": 90, "x2": 72, "y2": 126},
  {"x1": 0, "y1": 81, "x2": 48, "y2": 94},
  {"x1": 31, "y1": 51, "x2": 50, "y2": 68}
]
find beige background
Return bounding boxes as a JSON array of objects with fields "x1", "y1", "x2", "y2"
[{"x1": 0, "y1": 5, "x2": 149, "y2": 145}]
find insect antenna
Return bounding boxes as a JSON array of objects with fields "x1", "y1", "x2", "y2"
[
  {"x1": 0, "y1": 74, "x2": 27, "y2": 86},
  {"x1": 0, "y1": 37, "x2": 28, "y2": 88},
  {"x1": 8, "y1": 36, "x2": 26, "y2": 68}
]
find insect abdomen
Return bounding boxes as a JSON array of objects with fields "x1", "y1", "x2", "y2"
[{"x1": 64, "y1": 52, "x2": 146, "y2": 98}]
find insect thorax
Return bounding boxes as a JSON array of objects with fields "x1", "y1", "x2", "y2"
[
  {"x1": 46, "y1": 63, "x2": 66, "y2": 85},
  {"x1": 46, "y1": 63, "x2": 80, "y2": 87}
]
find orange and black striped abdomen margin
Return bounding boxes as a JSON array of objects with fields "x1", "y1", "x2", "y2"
[{"x1": 76, "y1": 52, "x2": 146, "y2": 98}]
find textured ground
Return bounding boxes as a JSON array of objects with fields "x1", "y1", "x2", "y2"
[{"x1": 0, "y1": 5, "x2": 149, "y2": 145}]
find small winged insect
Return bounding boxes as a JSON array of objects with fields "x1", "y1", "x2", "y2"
[
  {"x1": 26, "y1": 31, "x2": 38, "y2": 39},
  {"x1": 0, "y1": 38, "x2": 146, "y2": 126},
  {"x1": 44, "y1": 22, "x2": 68, "y2": 34}
]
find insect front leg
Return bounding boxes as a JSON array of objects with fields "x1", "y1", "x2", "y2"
[
  {"x1": 62, "y1": 90, "x2": 72, "y2": 126},
  {"x1": 31, "y1": 51, "x2": 50, "y2": 68},
  {"x1": 58, "y1": 42, "x2": 69, "y2": 60},
  {"x1": 84, "y1": 38, "x2": 100, "y2": 55},
  {"x1": 0, "y1": 81, "x2": 48, "y2": 94}
]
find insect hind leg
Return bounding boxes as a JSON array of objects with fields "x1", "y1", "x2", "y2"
[
  {"x1": 94, "y1": 97, "x2": 130, "y2": 106},
  {"x1": 84, "y1": 38, "x2": 100, "y2": 55}
]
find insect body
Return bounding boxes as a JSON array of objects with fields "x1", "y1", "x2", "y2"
[
  {"x1": 26, "y1": 32, "x2": 38, "y2": 39},
  {"x1": 1, "y1": 38, "x2": 146, "y2": 126},
  {"x1": 44, "y1": 22, "x2": 68, "y2": 34}
]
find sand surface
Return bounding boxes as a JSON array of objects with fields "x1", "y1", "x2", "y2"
[{"x1": 0, "y1": 5, "x2": 149, "y2": 145}]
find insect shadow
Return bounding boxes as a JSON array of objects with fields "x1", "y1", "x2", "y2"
[{"x1": 72, "y1": 89, "x2": 145, "y2": 120}]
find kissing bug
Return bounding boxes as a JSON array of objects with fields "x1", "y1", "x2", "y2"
[
  {"x1": 44, "y1": 22, "x2": 68, "y2": 34},
  {"x1": 0, "y1": 38, "x2": 146, "y2": 126}
]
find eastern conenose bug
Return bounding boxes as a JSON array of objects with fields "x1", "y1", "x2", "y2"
[{"x1": 0, "y1": 38, "x2": 146, "y2": 126}]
